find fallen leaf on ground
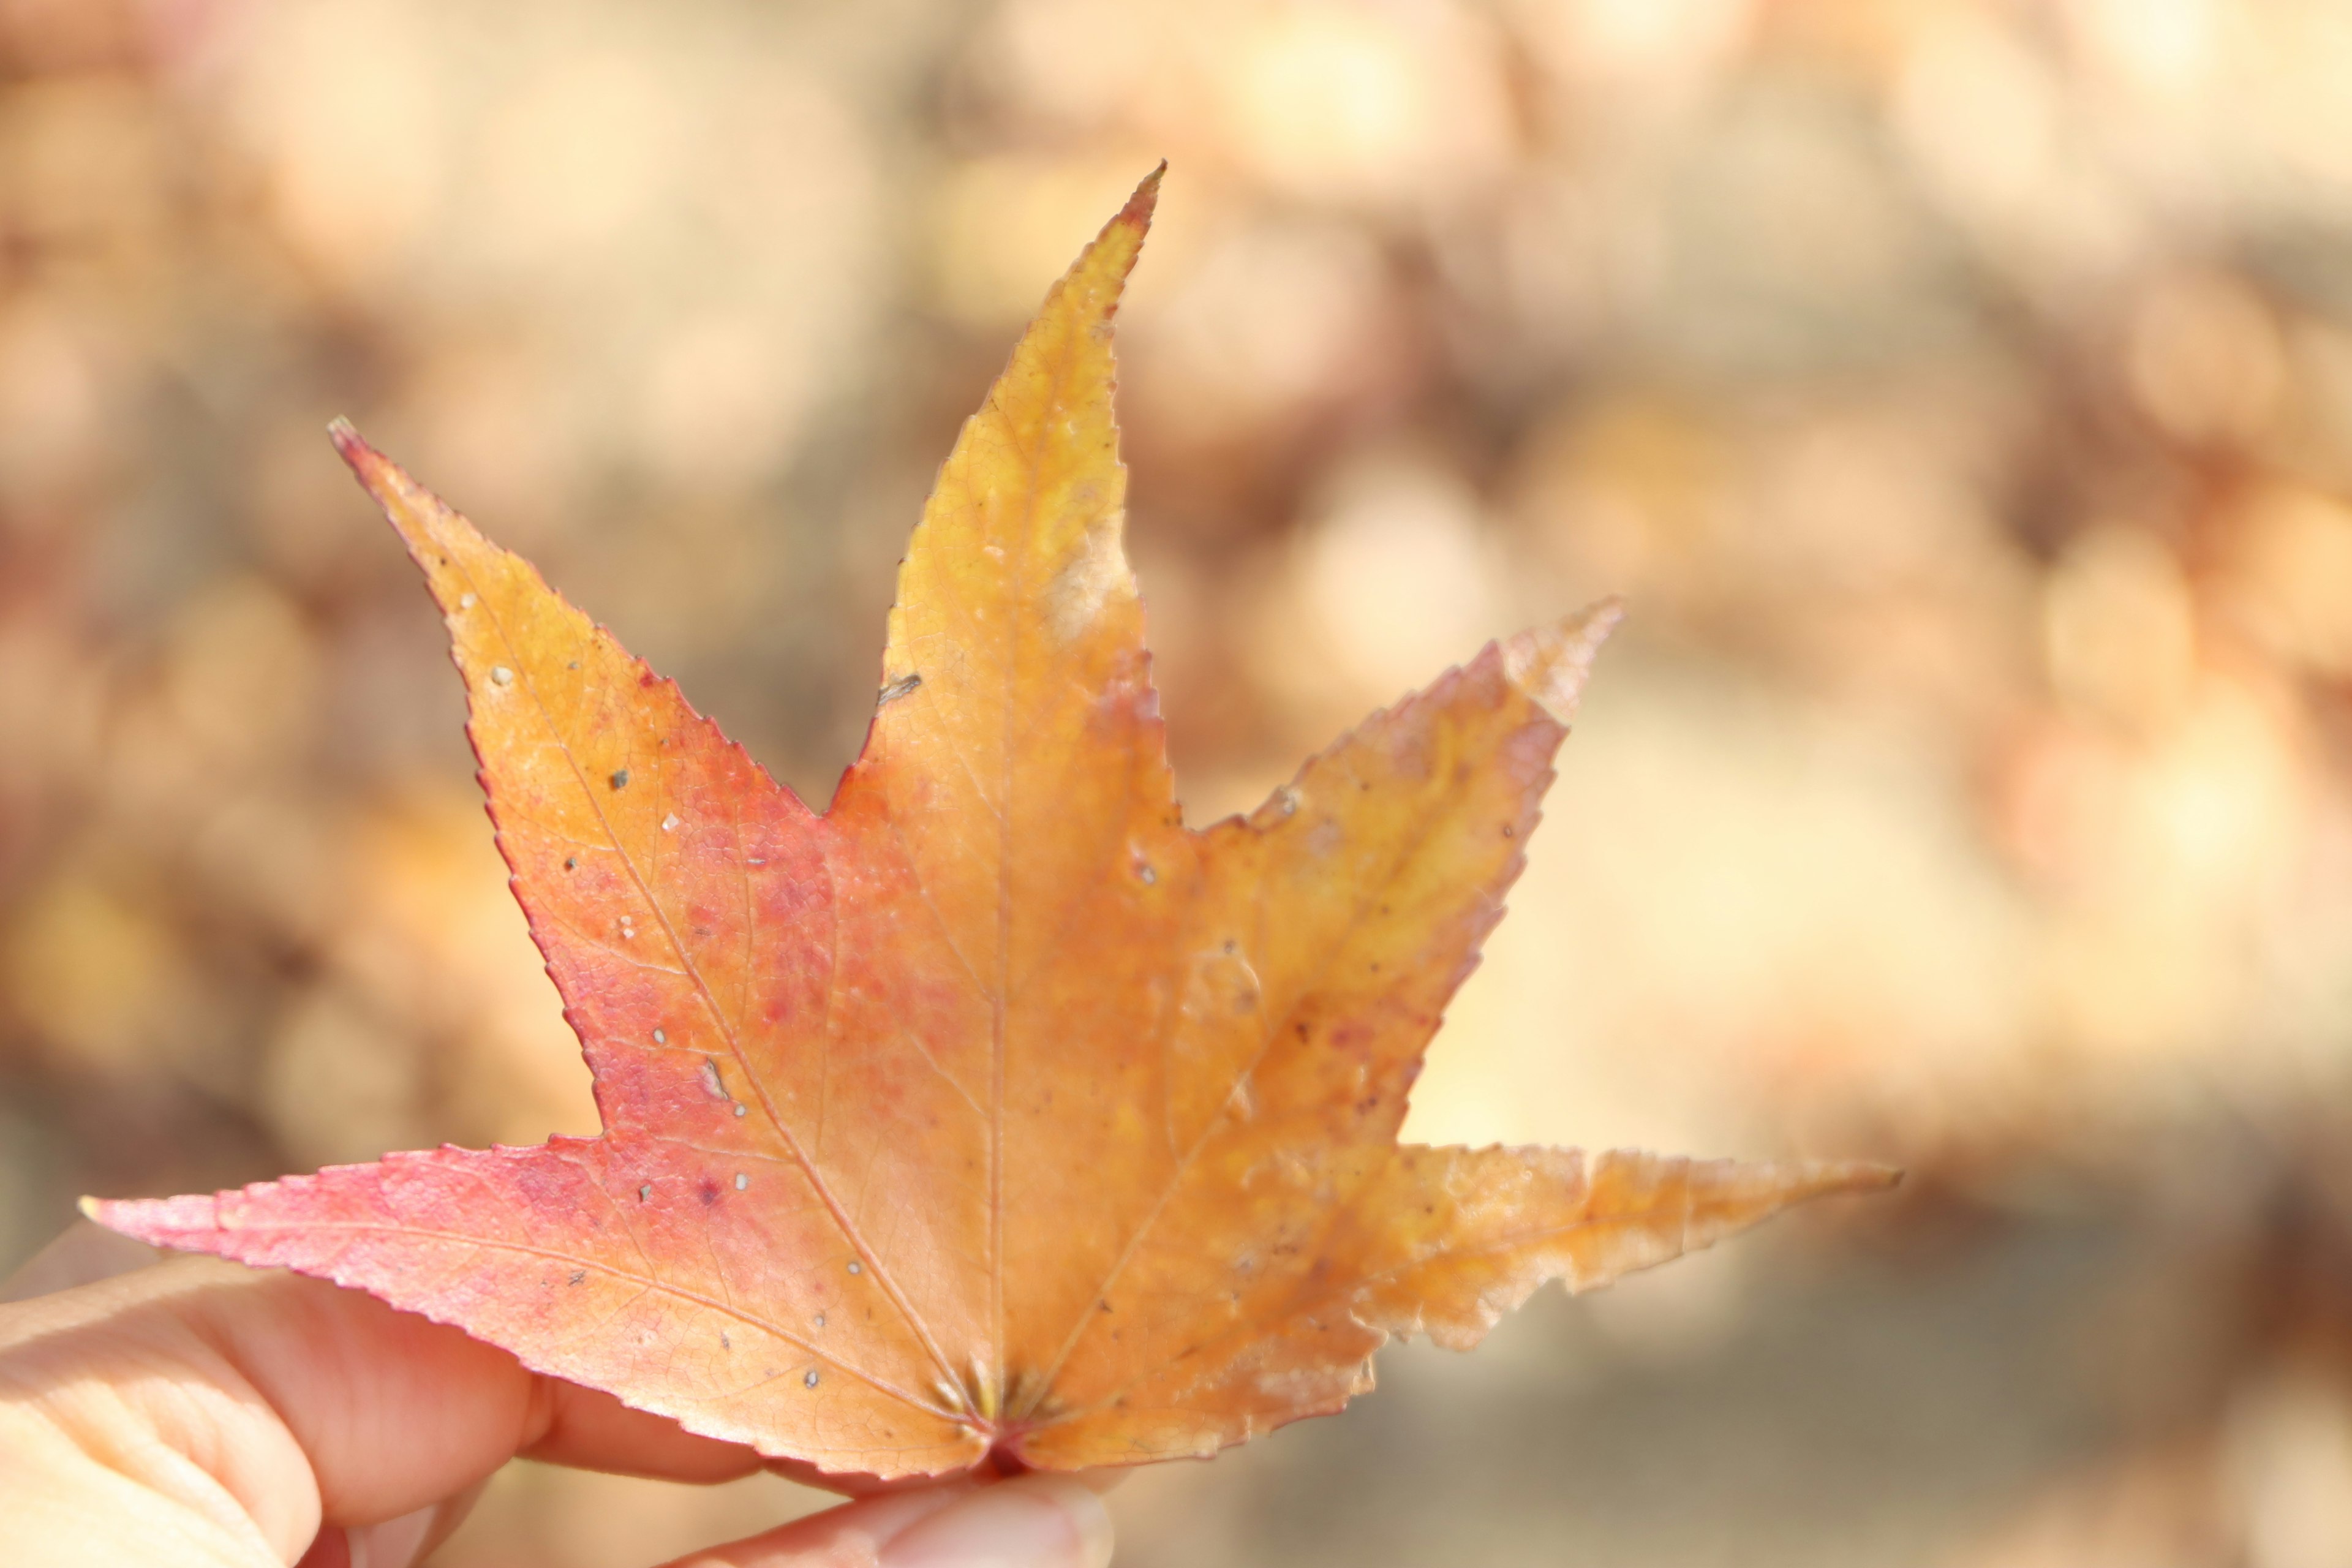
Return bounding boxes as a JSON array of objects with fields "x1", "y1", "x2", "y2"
[{"x1": 92, "y1": 169, "x2": 1893, "y2": 1479}]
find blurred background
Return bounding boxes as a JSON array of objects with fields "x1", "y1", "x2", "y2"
[{"x1": 5, "y1": 0, "x2": 2352, "y2": 1562}]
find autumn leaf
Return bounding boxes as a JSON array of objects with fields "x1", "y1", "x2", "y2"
[{"x1": 90, "y1": 169, "x2": 1893, "y2": 1480}]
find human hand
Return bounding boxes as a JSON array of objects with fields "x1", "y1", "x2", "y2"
[{"x1": 0, "y1": 1223, "x2": 1116, "y2": 1568}]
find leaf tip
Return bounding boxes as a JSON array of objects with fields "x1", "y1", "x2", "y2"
[
  {"x1": 81, "y1": 1191, "x2": 228, "y2": 1249},
  {"x1": 1501, "y1": 595, "x2": 1625, "y2": 726},
  {"x1": 325, "y1": 422, "x2": 464, "y2": 572},
  {"x1": 1117, "y1": 161, "x2": 1167, "y2": 235},
  {"x1": 326, "y1": 417, "x2": 401, "y2": 504},
  {"x1": 326, "y1": 415, "x2": 387, "y2": 482}
]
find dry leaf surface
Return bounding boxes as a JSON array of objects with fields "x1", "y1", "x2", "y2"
[{"x1": 94, "y1": 172, "x2": 1891, "y2": 1479}]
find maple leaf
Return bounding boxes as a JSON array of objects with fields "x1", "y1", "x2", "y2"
[{"x1": 91, "y1": 170, "x2": 1893, "y2": 1479}]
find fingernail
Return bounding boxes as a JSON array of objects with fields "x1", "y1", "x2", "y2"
[
  {"x1": 347, "y1": 1505, "x2": 438, "y2": 1568},
  {"x1": 880, "y1": 1474, "x2": 1114, "y2": 1568}
]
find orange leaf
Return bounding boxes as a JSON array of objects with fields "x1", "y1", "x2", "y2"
[{"x1": 92, "y1": 169, "x2": 1893, "y2": 1479}]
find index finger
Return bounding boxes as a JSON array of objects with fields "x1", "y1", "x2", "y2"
[{"x1": 0, "y1": 1242, "x2": 782, "y2": 1559}]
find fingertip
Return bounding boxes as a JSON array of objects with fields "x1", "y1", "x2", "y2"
[
  {"x1": 658, "y1": 1483, "x2": 976, "y2": 1568},
  {"x1": 527, "y1": 1380, "x2": 768, "y2": 1484},
  {"x1": 1, "y1": 1219, "x2": 164, "y2": 1303},
  {"x1": 880, "y1": 1473, "x2": 1113, "y2": 1568},
  {"x1": 1064, "y1": 1466, "x2": 1132, "y2": 1496}
]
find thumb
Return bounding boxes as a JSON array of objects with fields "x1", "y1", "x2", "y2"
[{"x1": 662, "y1": 1474, "x2": 1115, "y2": 1568}]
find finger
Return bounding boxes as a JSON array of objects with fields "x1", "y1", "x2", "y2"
[
  {"x1": 158, "y1": 1260, "x2": 775, "y2": 1493},
  {"x1": 5, "y1": 1231, "x2": 898, "y2": 1496},
  {"x1": 873, "y1": 1477, "x2": 1114, "y2": 1568},
  {"x1": 748, "y1": 1452, "x2": 1132, "y2": 1504},
  {"x1": 660, "y1": 1474, "x2": 1114, "y2": 1568},
  {"x1": 524, "y1": 1379, "x2": 772, "y2": 1483},
  {"x1": 0, "y1": 1256, "x2": 769, "y2": 1561},
  {"x1": 0, "y1": 1219, "x2": 162, "y2": 1302}
]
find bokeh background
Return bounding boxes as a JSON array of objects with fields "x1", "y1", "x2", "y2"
[{"x1": 6, "y1": 0, "x2": 2352, "y2": 1562}]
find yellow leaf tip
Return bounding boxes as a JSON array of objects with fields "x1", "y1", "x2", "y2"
[
  {"x1": 326, "y1": 417, "x2": 399, "y2": 495},
  {"x1": 75, "y1": 1194, "x2": 100, "y2": 1221},
  {"x1": 1501, "y1": 596, "x2": 1624, "y2": 725},
  {"x1": 325, "y1": 420, "x2": 434, "y2": 543},
  {"x1": 1118, "y1": 162, "x2": 1167, "y2": 233}
]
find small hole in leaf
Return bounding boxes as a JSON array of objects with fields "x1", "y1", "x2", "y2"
[
  {"x1": 847, "y1": 1261, "x2": 862, "y2": 1275},
  {"x1": 805, "y1": 1370, "x2": 821, "y2": 1389},
  {"x1": 638, "y1": 1185, "x2": 652, "y2": 1202},
  {"x1": 610, "y1": 770, "x2": 630, "y2": 790}
]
